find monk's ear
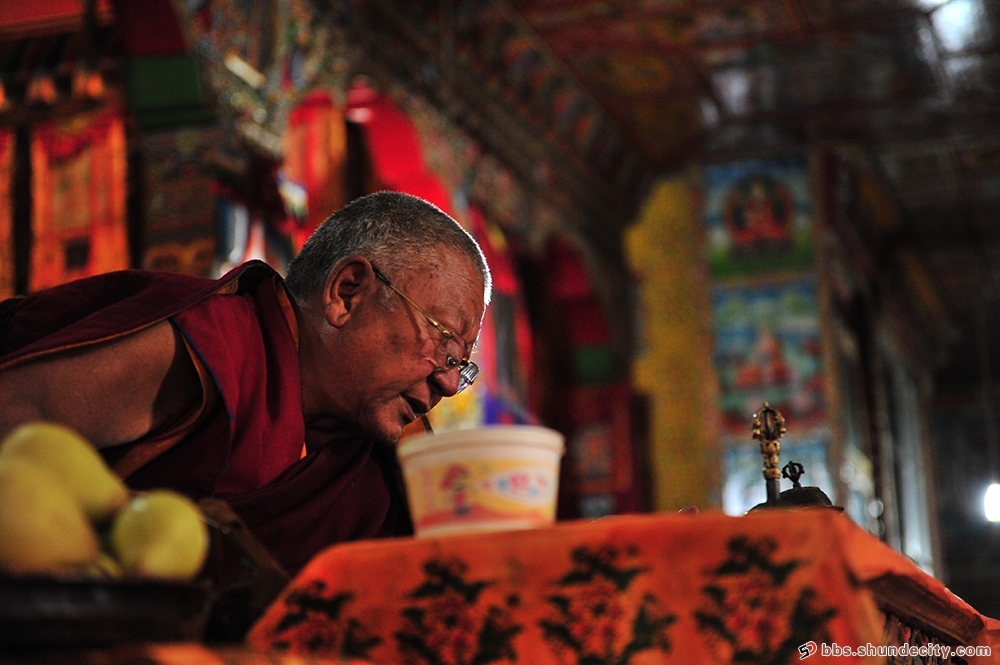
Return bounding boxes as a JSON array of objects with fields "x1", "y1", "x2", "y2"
[{"x1": 321, "y1": 257, "x2": 375, "y2": 328}]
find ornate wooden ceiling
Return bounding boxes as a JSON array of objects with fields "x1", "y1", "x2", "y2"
[
  {"x1": 351, "y1": 0, "x2": 1000, "y2": 373},
  {"x1": 2, "y1": 0, "x2": 997, "y2": 374}
]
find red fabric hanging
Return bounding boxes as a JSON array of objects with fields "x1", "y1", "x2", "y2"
[
  {"x1": 345, "y1": 83, "x2": 456, "y2": 217},
  {"x1": 346, "y1": 85, "x2": 425, "y2": 189},
  {"x1": 283, "y1": 91, "x2": 348, "y2": 248}
]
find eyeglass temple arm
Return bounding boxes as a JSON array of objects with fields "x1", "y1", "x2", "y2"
[{"x1": 373, "y1": 268, "x2": 452, "y2": 336}]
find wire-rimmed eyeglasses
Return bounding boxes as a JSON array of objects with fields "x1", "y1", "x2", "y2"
[{"x1": 372, "y1": 266, "x2": 479, "y2": 393}]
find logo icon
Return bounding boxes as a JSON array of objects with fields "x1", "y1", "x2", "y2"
[{"x1": 798, "y1": 641, "x2": 818, "y2": 659}]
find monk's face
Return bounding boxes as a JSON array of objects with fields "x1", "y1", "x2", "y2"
[{"x1": 331, "y1": 249, "x2": 485, "y2": 446}]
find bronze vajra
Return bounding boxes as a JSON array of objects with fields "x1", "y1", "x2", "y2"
[{"x1": 752, "y1": 402, "x2": 786, "y2": 504}]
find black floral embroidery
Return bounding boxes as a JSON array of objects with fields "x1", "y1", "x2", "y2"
[
  {"x1": 538, "y1": 544, "x2": 677, "y2": 664},
  {"x1": 267, "y1": 579, "x2": 381, "y2": 658},
  {"x1": 695, "y1": 536, "x2": 836, "y2": 665},
  {"x1": 394, "y1": 557, "x2": 523, "y2": 665}
]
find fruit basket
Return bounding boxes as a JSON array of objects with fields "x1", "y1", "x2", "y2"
[
  {"x1": 0, "y1": 424, "x2": 291, "y2": 651},
  {"x1": 0, "y1": 499, "x2": 289, "y2": 651},
  {"x1": 0, "y1": 514, "x2": 287, "y2": 651}
]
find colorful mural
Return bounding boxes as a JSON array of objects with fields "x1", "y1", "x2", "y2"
[
  {"x1": 702, "y1": 155, "x2": 813, "y2": 279},
  {"x1": 711, "y1": 278, "x2": 826, "y2": 437}
]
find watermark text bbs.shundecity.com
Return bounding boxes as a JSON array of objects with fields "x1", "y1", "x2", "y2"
[{"x1": 798, "y1": 641, "x2": 991, "y2": 659}]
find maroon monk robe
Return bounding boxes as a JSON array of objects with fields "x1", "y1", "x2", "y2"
[{"x1": 0, "y1": 260, "x2": 412, "y2": 575}]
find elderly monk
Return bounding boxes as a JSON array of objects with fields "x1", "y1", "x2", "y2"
[{"x1": 0, "y1": 191, "x2": 491, "y2": 574}]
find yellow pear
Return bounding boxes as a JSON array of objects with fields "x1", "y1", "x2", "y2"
[
  {"x1": 0, "y1": 422, "x2": 128, "y2": 522},
  {"x1": 0, "y1": 457, "x2": 100, "y2": 574},
  {"x1": 109, "y1": 490, "x2": 209, "y2": 580}
]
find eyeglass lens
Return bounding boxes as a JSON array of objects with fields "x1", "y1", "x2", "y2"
[
  {"x1": 436, "y1": 335, "x2": 478, "y2": 393},
  {"x1": 457, "y1": 362, "x2": 479, "y2": 392}
]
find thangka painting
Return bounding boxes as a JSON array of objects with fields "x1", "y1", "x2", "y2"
[
  {"x1": 702, "y1": 155, "x2": 814, "y2": 278},
  {"x1": 711, "y1": 278, "x2": 826, "y2": 436},
  {"x1": 30, "y1": 107, "x2": 128, "y2": 292}
]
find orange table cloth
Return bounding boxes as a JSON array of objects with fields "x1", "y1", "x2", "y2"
[{"x1": 247, "y1": 509, "x2": 999, "y2": 664}]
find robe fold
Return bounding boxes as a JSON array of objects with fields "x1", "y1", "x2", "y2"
[{"x1": 0, "y1": 260, "x2": 413, "y2": 574}]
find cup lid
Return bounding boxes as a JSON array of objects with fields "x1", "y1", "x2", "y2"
[{"x1": 397, "y1": 425, "x2": 565, "y2": 458}]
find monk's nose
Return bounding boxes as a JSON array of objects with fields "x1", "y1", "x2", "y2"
[{"x1": 430, "y1": 366, "x2": 462, "y2": 397}]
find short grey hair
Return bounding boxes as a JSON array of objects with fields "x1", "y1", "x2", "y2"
[{"x1": 284, "y1": 191, "x2": 492, "y2": 306}]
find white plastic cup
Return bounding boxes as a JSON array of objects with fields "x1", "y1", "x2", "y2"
[{"x1": 397, "y1": 425, "x2": 566, "y2": 537}]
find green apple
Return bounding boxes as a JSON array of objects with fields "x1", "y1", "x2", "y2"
[{"x1": 109, "y1": 490, "x2": 209, "y2": 580}]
